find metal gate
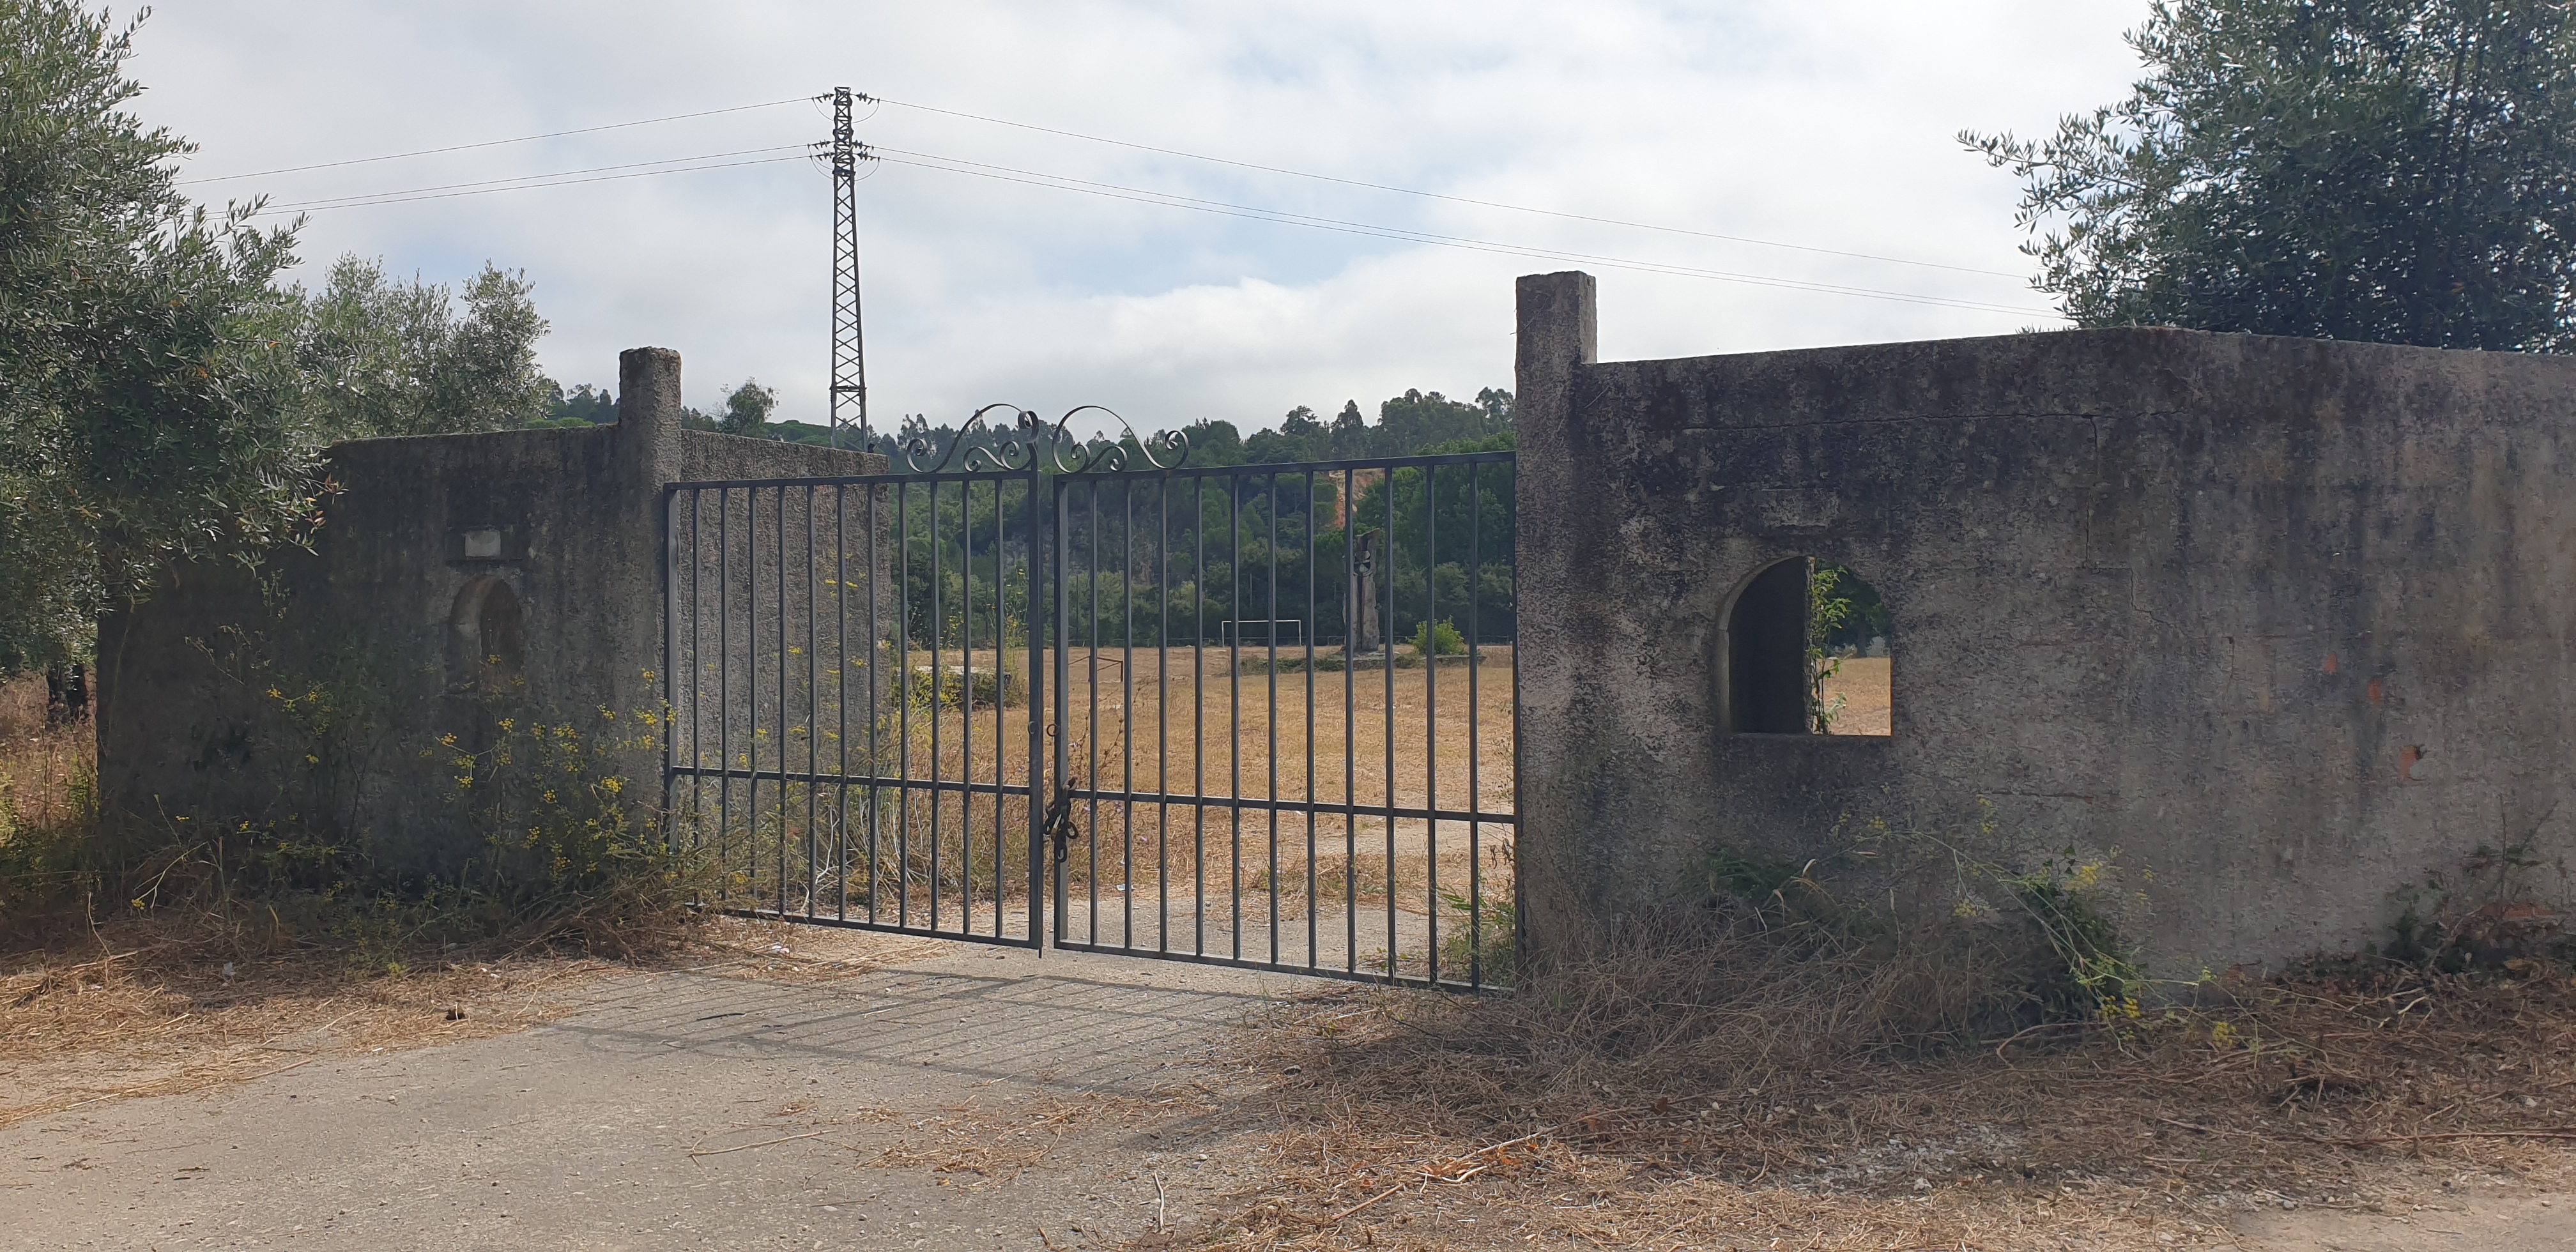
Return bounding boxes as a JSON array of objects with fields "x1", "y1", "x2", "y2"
[{"x1": 662, "y1": 408, "x2": 1515, "y2": 989}]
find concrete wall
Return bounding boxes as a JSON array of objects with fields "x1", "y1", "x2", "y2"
[
  {"x1": 96, "y1": 349, "x2": 885, "y2": 878},
  {"x1": 1513, "y1": 270, "x2": 2576, "y2": 978}
]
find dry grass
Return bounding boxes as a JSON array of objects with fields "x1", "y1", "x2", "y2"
[
  {"x1": 1821, "y1": 655, "x2": 1891, "y2": 737},
  {"x1": 0, "y1": 909, "x2": 933, "y2": 1131},
  {"x1": 1059, "y1": 644, "x2": 1515, "y2": 815},
  {"x1": 0, "y1": 675, "x2": 92, "y2": 897},
  {"x1": 0, "y1": 913, "x2": 604, "y2": 1129},
  {"x1": 0, "y1": 669, "x2": 61, "y2": 738},
  {"x1": 805, "y1": 643, "x2": 1514, "y2": 809},
  {"x1": 682, "y1": 920, "x2": 960, "y2": 984},
  {"x1": 0, "y1": 668, "x2": 797, "y2": 1129},
  {"x1": 4, "y1": 676, "x2": 569, "y2": 1131},
  {"x1": 1150, "y1": 922, "x2": 2576, "y2": 1249},
  {"x1": 857, "y1": 1088, "x2": 1169, "y2": 1184}
]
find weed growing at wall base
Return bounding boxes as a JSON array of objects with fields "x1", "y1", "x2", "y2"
[
  {"x1": 1678, "y1": 809, "x2": 2163, "y2": 1048},
  {"x1": 440, "y1": 700, "x2": 709, "y2": 958},
  {"x1": 1996, "y1": 846, "x2": 2148, "y2": 1017},
  {"x1": 2382, "y1": 837, "x2": 2573, "y2": 972},
  {"x1": 3, "y1": 654, "x2": 708, "y2": 966},
  {"x1": 1438, "y1": 877, "x2": 1515, "y2": 986}
]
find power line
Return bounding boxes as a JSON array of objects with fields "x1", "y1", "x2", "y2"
[
  {"x1": 241, "y1": 153, "x2": 812, "y2": 217},
  {"x1": 255, "y1": 144, "x2": 813, "y2": 211},
  {"x1": 867, "y1": 149, "x2": 2059, "y2": 318},
  {"x1": 178, "y1": 96, "x2": 815, "y2": 186},
  {"x1": 184, "y1": 86, "x2": 2032, "y2": 286},
  {"x1": 218, "y1": 132, "x2": 2054, "y2": 315},
  {"x1": 176, "y1": 87, "x2": 2035, "y2": 296},
  {"x1": 864, "y1": 93, "x2": 2028, "y2": 281}
]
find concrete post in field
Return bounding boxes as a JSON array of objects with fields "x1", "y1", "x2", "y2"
[
  {"x1": 1511, "y1": 271, "x2": 1597, "y2": 971},
  {"x1": 1351, "y1": 528, "x2": 1382, "y2": 654}
]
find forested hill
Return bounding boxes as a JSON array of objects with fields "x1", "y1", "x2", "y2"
[{"x1": 721, "y1": 385, "x2": 1516, "y2": 467}]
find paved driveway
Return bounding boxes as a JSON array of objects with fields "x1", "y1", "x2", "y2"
[{"x1": 4, "y1": 943, "x2": 1297, "y2": 1250}]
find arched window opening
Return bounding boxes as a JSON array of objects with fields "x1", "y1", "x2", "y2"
[
  {"x1": 1728, "y1": 560, "x2": 1810, "y2": 733},
  {"x1": 448, "y1": 576, "x2": 526, "y2": 699},
  {"x1": 1725, "y1": 558, "x2": 1891, "y2": 737},
  {"x1": 1812, "y1": 564, "x2": 1891, "y2": 736}
]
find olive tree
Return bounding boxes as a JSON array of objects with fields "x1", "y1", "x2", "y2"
[
  {"x1": 1, "y1": 1, "x2": 311, "y2": 678},
  {"x1": 1965, "y1": 0, "x2": 2576, "y2": 350}
]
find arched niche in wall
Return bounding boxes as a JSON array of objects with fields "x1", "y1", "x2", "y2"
[
  {"x1": 448, "y1": 575, "x2": 527, "y2": 701},
  {"x1": 1721, "y1": 558, "x2": 1891, "y2": 737}
]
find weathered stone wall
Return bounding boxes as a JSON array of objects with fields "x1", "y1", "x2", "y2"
[
  {"x1": 1514, "y1": 270, "x2": 2576, "y2": 978},
  {"x1": 95, "y1": 349, "x2": 886, "y2": 877}
]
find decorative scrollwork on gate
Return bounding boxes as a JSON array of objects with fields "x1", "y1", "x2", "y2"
[
  {"x1": 863, "y1": 404, "x2": 1191, "y2": 474},
  {"x1": 1046, "y1": 406, "x2": 1190, "y2": 473}
]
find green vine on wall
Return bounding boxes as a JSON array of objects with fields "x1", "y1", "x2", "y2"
[{"x1": 1808, "y1": 563, "x2": 1857, "y2": 733}]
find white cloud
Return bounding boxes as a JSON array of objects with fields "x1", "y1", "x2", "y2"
[{"x1": 129, "y1": 0, "x2": 2149, "y2": 428}]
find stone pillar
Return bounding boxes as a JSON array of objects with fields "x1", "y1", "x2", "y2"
[
  {"x1": 1515, "y1": 271, "x2": 1597, "y2": 418},
  {"x1": 615, "y1": 346, "x2": 684, "y2": 474},
  {"x1": 1511, "y1": 271, "x2": 1597, "y2": 971},
  {"x1": 609, "y1": 347, "x2": 685, "y2": 815}
]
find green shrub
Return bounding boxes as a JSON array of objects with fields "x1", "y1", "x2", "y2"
[
  {"x1": 1409, "y1": 618, "x2": 1468, "y2": 656},
  {"x1": 1438, "y1": 883, "x2": 1515, "y2": 986},
  {"x1": 905, "y1": 663, "x2": 1026, "y2": 706}
]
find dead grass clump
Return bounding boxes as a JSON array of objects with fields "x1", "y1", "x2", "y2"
[
  {"x1": 1184, "y1": 949, "x2": 2576, "y2": 1250},
  {"x1": 0, "y1": 910, "x2": 605, "y2": 1131},
  {"x1": 1508, "y1": 905, "x2": 2043, "y2": 1080},
  {"x1": 519, "y1": 837, "x2": 727, "y2": 961},
  {"x1": 859, "y1": 1088, "x2": 1162, "y2": 1184}
]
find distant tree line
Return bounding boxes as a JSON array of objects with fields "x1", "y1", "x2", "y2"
[
  {"x1": 864, "y1": 424, "x2": 1518, "y2": 655},
  {"x1": 761, "y1": 388, "x2": 1522, "y2": 650},
  {"x1": 620, "y1": 381, "x2": 1515, "y2": 473},
  {"x1": 824, "y1": 385, "x2": 1515, "y2": 471}
]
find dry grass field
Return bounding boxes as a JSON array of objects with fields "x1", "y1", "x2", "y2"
[
  {"x1": 687, "y1": 644, "x2": 1517, "y2": 976},
  {"x1": 847, "y1": 643, "x2": 1515, "y2": 811},
  {"x1": 1820, "y1": 654, "x2": 1892, "y2": 736}
]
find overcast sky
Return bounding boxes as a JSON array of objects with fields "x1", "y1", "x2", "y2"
[{"x1": 130, "y1": 1, "x2": 2148, "y2": 435}]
